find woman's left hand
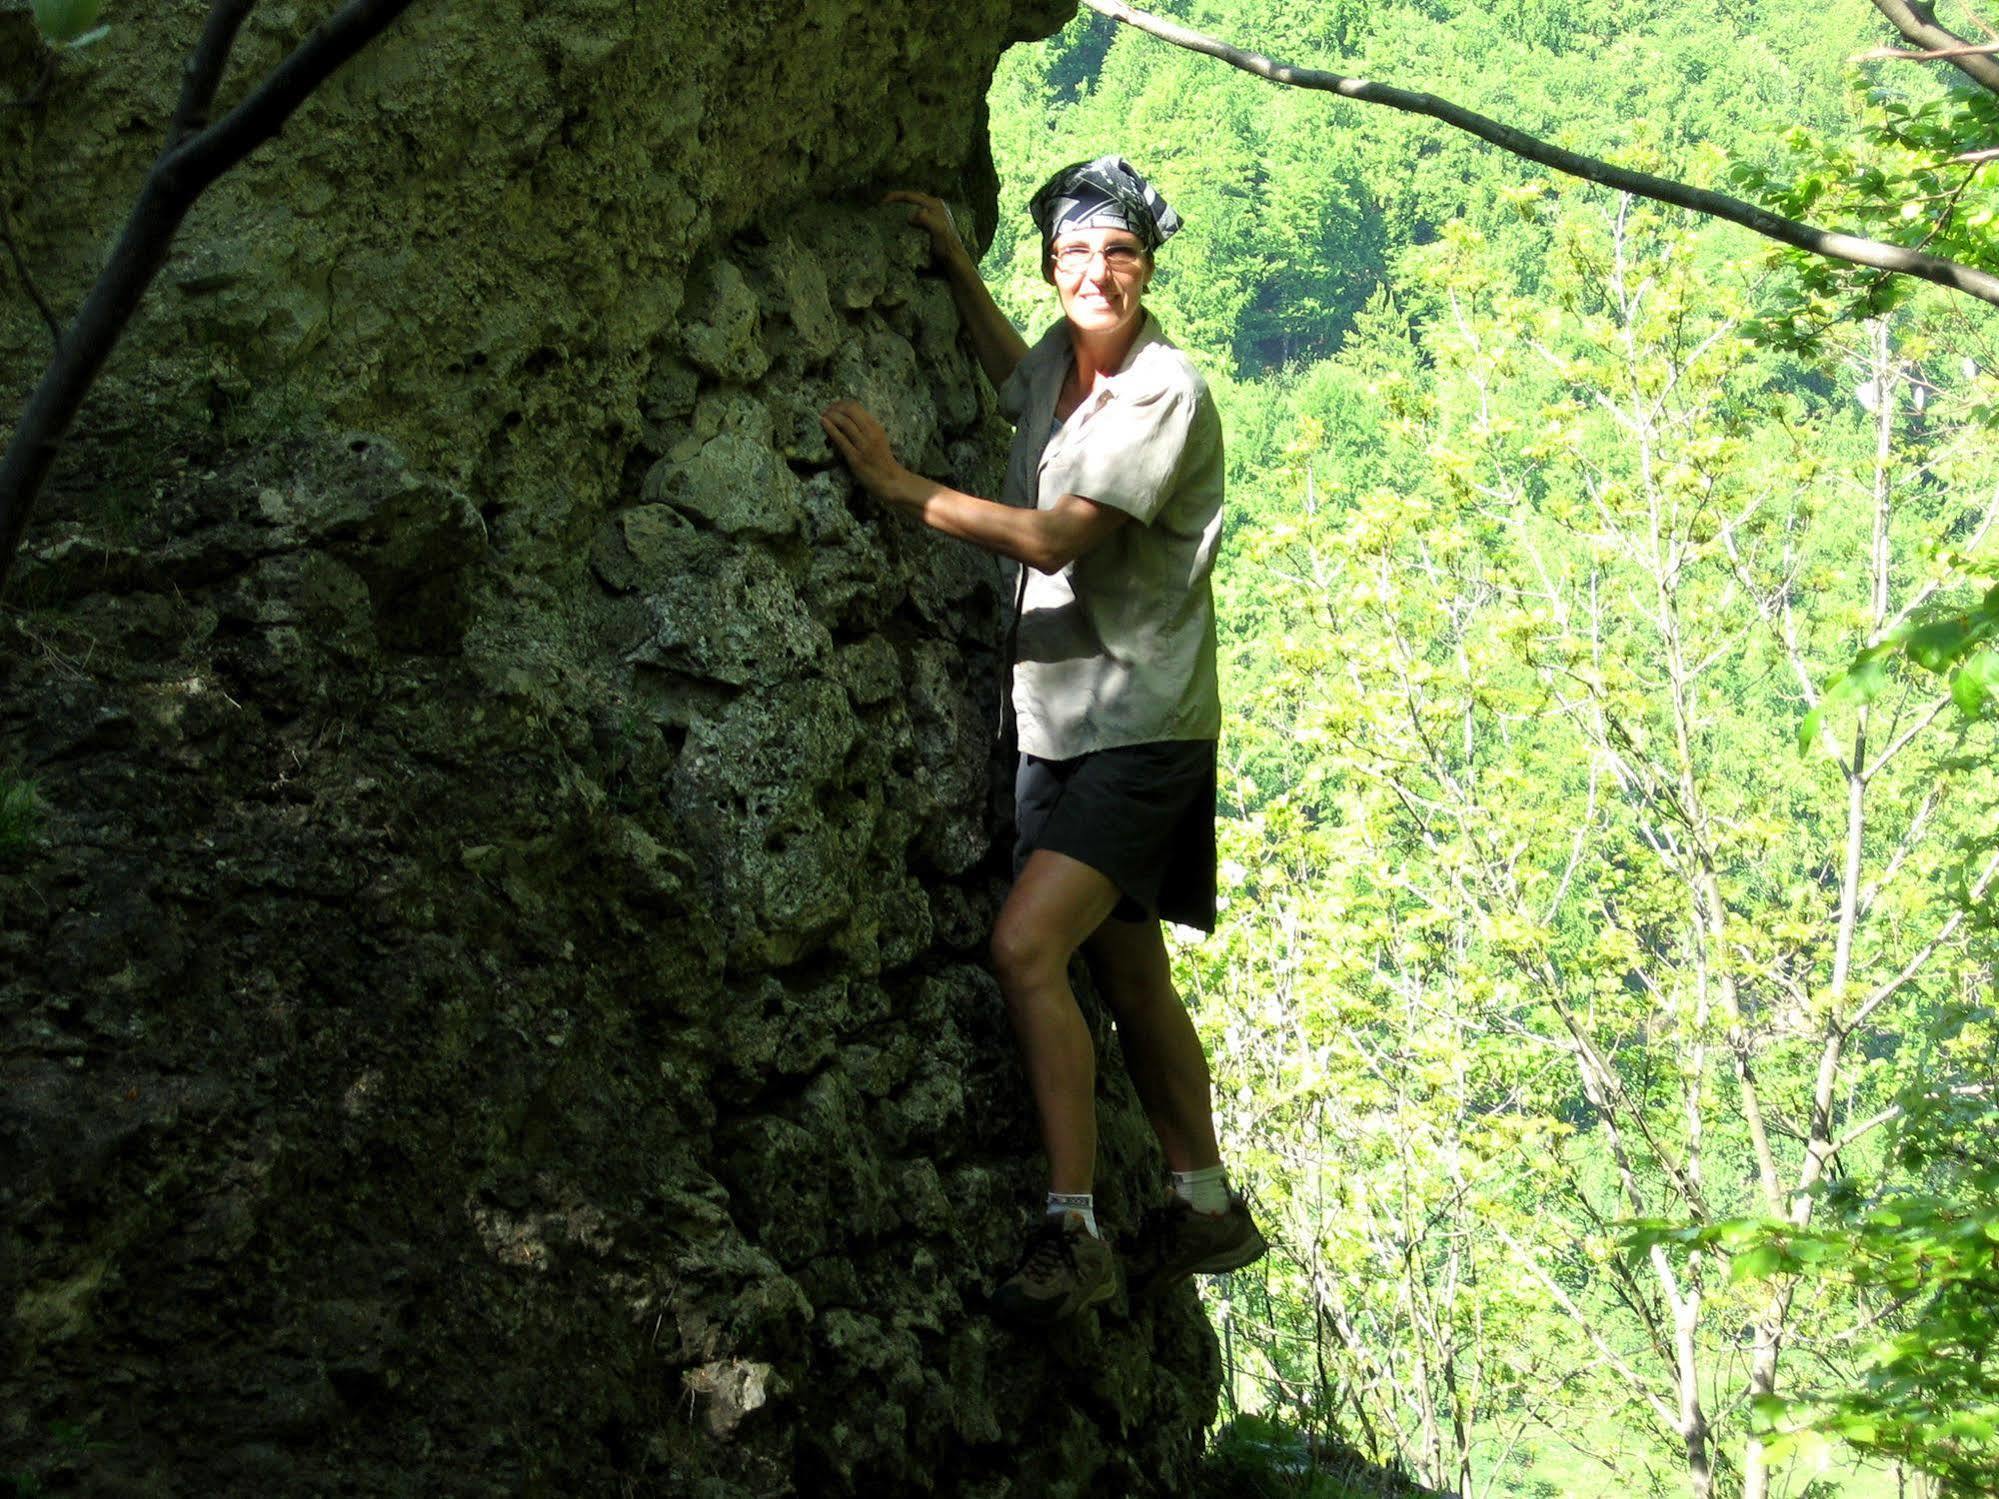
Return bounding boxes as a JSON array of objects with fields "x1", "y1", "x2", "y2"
[{"x1": 820, "y1": 399, "x2": 918, "y2": 506}]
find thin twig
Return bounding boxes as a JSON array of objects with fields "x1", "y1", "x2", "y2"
[
  {"x1": 1865, "y1": 0, "x2": 1999, "y2": 96},
  {"x1": 1841, "y1": 841, "x2": 1999, "y2": 1038},
  {"x1": 1853, "y1": 42, "x2": 1999, "y2": 61},
  {"x1": 0, "y1": 0, "x2": 422, "y2": 596},
  {"x1": 1080, "y1": 0, "x2": 1999, "y2": 308},
  {"x1": 1830, "y1": 1104, "x2": 1902, "y2": 1157},
  {"x1": 0, "y1": 204, "x2": 60, "y2": 350}
]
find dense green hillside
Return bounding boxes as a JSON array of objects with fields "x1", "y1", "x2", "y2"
[
  {"x1": 987, "y1": 5, "x2": 1999, "y2": 1497},
  {"x1": 987, "y1": 1, "x2": 1882, "y2": 379}
]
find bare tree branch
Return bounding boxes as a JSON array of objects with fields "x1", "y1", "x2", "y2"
[
  {"x1": 170, "y1": 0, "x2": 260, "y2": 148},
  {"x1": 1841, "y1": 840, "x2": 1999, "y2": 1038},
  {"x1": 0, "y1": 204, "x2": 60, "y2": 350},
  {"x1": 1079, "y1": 0, "x2": 1999, "y2": 310},
  {"x1": 1853, "y1": 41, "x2": 1999, "y2": 62},
  {"x1": 0, "y1": 0, "x2": 421, "y2": 598},
  {"x1": 1865, "y1": 0, "x2": 1999, "y2": 96},
  {"x1": 1861, "y1": 695, "x2": 1950, "y2": 783},
  {"x1": 1830, "y1": 1104, "x2": 1903, "y2": 1157}
]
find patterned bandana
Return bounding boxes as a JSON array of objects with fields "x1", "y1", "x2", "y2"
[{"x1": 1028, "y1": 156, "x2": 1182, "y2": 253}]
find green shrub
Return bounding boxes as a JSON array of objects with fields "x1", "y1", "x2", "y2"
[{"x1": 1202, "y1": 1414, "x2": 1442, "y2": 1499}]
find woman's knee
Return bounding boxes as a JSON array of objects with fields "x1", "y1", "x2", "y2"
[{"x1": 990, "y1": 911, "x2": 1068, "y2": 994}]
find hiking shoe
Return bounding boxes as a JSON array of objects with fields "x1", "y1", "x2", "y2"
[
  {"x1": 1124, "y1": 1193, "x2": 1268, "y2": 1296},
  {"x1": 991, "y1": 1218, "x2": 1118, "y2": 1324}
]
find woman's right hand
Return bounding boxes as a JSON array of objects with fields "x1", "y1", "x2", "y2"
[
  {"x1": 884, "y1": 189, "x2": 1028, "y2": 389},
  {"x1": 884, "y1": 191, "x2": 972, "y2": 269}
]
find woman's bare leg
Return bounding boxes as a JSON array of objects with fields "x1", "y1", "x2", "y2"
[
  {"x1": 989, "y1": 850, "x2": 1125, "y2": 1195},
  {"x1": 1082, "y1": 916, "x2": 1222, "y2": 1174}
]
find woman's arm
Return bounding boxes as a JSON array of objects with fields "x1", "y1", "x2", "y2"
[
  {"x1": 886, "y1": 192, "x2": 1029, "y2": 390},
  {"x1": 820, "y1": 400, "x2": 1125, "y2": 574}
]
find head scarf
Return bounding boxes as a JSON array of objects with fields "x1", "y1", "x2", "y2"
[{"x1": 1028, "y1": 156, "x2": 1182, "y2": 254}]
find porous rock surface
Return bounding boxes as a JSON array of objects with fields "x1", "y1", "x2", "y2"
[{"x1": 0, "y1": 1, "x2": 1220, "y2": 1494}]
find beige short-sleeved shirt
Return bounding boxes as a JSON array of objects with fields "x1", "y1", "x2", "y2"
[{"x1": 996, "y1": 314, "x2": 1224, "y2": 760}]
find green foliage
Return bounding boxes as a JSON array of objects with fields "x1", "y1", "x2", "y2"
[
  {"x1": 1194, "y1": 175, "x2": 1988, "y2": 1498},
  {"x1": 1714, "y1": 66, "x2": 1999, "y2": 784},
  {"x1": 1730, "y1": 88, "x2": 1999, "y2": 345},
  {"x1": 1202, "y1": 1414, "x2": 1438, "y2": 1498},
  {"x1": 1630, "y1": 1016, "x2": 1999, "y2": 1496},
  {"x1": 0, "y1": 771, "x2": 40, "y2": 856},
  {"x1": 1808, "y1": 586, "x2": 1999, "y2": 751},
  {"x1": 990, "y1": 4, "x2": 1999, "y2": 1492}
]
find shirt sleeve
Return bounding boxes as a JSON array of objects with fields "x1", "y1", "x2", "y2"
[
  {"x1": 1044, "y1": 383, "x2": 1194, "y2": 525},
  {"x1": 997, "y1": 355, "x2": 1032, "y2": 426}
]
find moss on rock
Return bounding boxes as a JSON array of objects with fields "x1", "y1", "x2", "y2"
[{"x1": 1, "y1": 0, "x2": 1223, "y2": 1494}]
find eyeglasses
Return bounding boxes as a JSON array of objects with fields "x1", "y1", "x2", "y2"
[{"x1": 1051, "y1": 243, "x2": 1146, "y2": 275}]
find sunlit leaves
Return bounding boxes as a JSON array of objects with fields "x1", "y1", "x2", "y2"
[
  {"x1": 1951, "y1": 646, "x2": 1999, "y2": 719},
  {"x1": 1634, "y1": 1063, "x2": 1999, "y2": 1493},
  {"x1": 1179, "y1": 169, "x2": 1995, "y2": 1492},
  {"x1": 1728, "y1": 86, "x2": 1999, "y2": 347},
  {"x1": 1811, "y1": 582, "x2": 1999, "y2": 743}
]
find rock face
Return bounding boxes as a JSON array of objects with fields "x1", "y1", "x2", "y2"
[{"x1": 0, "y1": 2, "x2": 1219, "y2": 1495}]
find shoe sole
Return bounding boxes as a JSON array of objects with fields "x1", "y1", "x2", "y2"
[
  {"x1": 1185, "y1": 1229, "x2": 1268, "y2": 1275},
  {"x1": 992, "y1": 1260, "x2": 1119, "y2": 1324},
  {"x1": 1133, "y1": 1228, "x2": 1269, "y2": 1295}
]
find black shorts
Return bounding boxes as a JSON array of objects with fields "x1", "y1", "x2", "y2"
[{"x1": 1012, "y1": 739, "x2": 1218, "y2": 932}]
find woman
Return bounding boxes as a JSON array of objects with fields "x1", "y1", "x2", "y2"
[{"x1": 821, "y1": 157, "x2": 1264, "y2": 1325}]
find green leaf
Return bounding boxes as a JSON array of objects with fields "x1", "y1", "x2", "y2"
[
  {"x1": 1801, "y1": 651, "x2": 1893, "y2": 753},
  {"x1": 1950, "y1": 648, "x2": 1999, "y2": 718},
  {"x1": 1906, "y1": 618, "x2": 1974, "y2": 673},
  {"x1": 1749, "y1": 1394, "x2": 1795, "y2": 1431},
  {"x1": 1797, "y1": 701, "x2": 1827, "y2": 755},
  {"x1": 29, "y1": 0, "x2": 103, "y2": 44},
  {"x1": 1731, "y1": 1243, "x2": 1791, "y2": 1283}
]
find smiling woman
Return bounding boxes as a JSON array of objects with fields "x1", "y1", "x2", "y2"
[{"x1": 820, "y1": 155, "x2": 1265, "y2": 1327}]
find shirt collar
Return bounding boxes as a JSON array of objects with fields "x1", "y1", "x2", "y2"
[{"x1": 1025, "y1": 310, "x2": 1167, "y2": 410}]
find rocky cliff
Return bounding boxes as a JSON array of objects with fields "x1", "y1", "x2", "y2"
[{"x1": 0, "y1": 2, "x2": 1221, "y2": 1493}]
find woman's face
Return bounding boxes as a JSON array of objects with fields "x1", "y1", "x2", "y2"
[{"x1": 1045, "y1": 227, "x2": 1152, "y2": 341}]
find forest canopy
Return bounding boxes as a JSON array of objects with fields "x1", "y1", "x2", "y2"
[{"x1": 983, "y1": 3, "x2": 1999, "y2": 1496}]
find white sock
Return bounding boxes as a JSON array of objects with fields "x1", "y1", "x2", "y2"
[
  {"x1": 1045, "y1": 1191, "x2": 1100, "y2": 1238},
  {"x1": 1171, "y1": 1165, "x2": 1231, "y2": 1216}
]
